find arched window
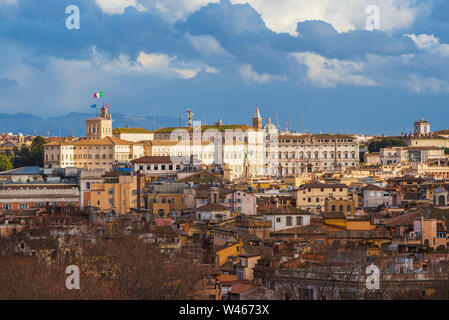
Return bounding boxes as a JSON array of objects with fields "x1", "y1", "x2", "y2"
[
  {"x1": 331, "y1": 205, "x2": 336, "y2": 212},
  {"x1": 339, "y1": 205, "x2": 344, "y2": 212},
  {"x1": 347, "y1": 205, "x2": 352, "y2": 213},
  {"x1": 286, "y1": 216, "x2": 293, "y2": 226},
  {"x1": 315, "y1": 152, "x2": 319, "y2": 159}
]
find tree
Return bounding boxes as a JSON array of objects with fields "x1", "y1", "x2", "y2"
[
  {"x1": 30, "y1": 136, "x2": 46, "y2": 167},
  {"x1": 368, "y1": 137, "x2": 406, "y2": 153},
  {"x1": 12, "y1": 136, "x2": 45, "y2": 168},
  {"x1": 0, "y1": 154, "x2": 12, "y2": 171}
]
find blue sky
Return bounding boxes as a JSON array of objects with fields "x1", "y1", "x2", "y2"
[{"x1": 0, "y1": 0, "x2": 448, "y2": 135}]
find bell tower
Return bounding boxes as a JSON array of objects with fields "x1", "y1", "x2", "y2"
[
  {"x1": 252, "y1": 106, "x2": 262, "y2": 129},
  {"x1": 86, "y1": 106, "x2": 113, "y2": 140}
]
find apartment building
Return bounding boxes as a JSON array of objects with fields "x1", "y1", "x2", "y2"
[{"x1": 294, "y1": 183, "x2": 350, "y2": 211}]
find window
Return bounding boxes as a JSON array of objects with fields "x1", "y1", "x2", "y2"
[
  {"x1": 347, "y1": 205, "x2": 351, "y2": 213},
  {"x1": 296, "y1": 216, "x2": 303, "y2": 226},
  {"x1": 276, "y1": 217, "x2": 281, "y2": 223},
  {"x1": 286, "y1": 216, "x2": 293, "y2": 226}
]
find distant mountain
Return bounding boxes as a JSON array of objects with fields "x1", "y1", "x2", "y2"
[{"x1": 0, "y1": 112, "x2": 179, "y2": 137}]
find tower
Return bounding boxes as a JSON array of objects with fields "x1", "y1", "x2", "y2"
[
  {"x1": 414, "y1": 117, "x2": 430, "y2": 134},
  {"x1": 186, "y1": 109, "x2": 194, "y2": 128},
  {"x1": 252, "y1": 105, "x2": 262, "y2": 129},
  {"x1": 86, "y1": 106, "x2": 113, "y2": 140}
]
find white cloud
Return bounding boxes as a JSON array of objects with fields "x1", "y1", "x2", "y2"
[
  {"x1": 187, "y1": 34, "x2": 233, "y2": 58},
  {"x1": 291, "y1": 52, "x2": 377, "y2": 88},
  {"x1": 89, "y1": 48, "x2": 217, "y2": 79},
  {"x1": 94, "y1": 0, "x2": 145, "y2": 15},
  {"x1": 406, "y1": 74, "x2": 449, "y2": 94},
  {"x1": 139, "y1": 0, "x2": 219, "y2": 22},
  {"x1": 93, "y1": 0, "x2": 428, "y2": 34},
  {"x1": 239, "y1": 64, "x2": 286, "y2": 84},
  {"x1": 405, "y1": 33, "x2": 449, "y2": 57},
  {"x1": 95, "y1": 0, "x2": 218, "y2": 19},
  {"x1": 232, "y1": 0, "x2": 429, "y2": 34},
  {"x1": 0, "y1": 43, "x2": 220, "y2": 115},
  {"x1": 0, "y1": 0, "x2": 17, "y2": 5}
]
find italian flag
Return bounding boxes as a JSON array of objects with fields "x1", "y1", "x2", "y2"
[{"x1": 93, "y1": 92, "x2": 103, "y2": 98}]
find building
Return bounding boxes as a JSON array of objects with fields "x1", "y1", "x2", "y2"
[
  {"x1": 295, "y1": 183, "x2": 350, "y2": 211},
  {"x1": 414, "y1": 118, "x2": 431, "y2": 134},
  {"x1": 44, "y1": 108, "x2": 144, "y2": 171},
  {"x1": 362, "y1": 184, "x2": 393, "y2": 208},
  {"x1": 0, "y1": 182, "x2": 80, "y2": 211},
  {"x1": 83, "y1": 171, "x2": 145, "y2": 214},
  {"x1": 145, "y1": 183, "x2": 187, "y2": 215},
  {"x1": 364, "y1": 152, "x2": 380, "y2": 165},
  {"x1": 86, "y1": 106, "x2": 113, "y2": 140},
  {"x1": 413, "y1": 217, "x2": 447, "y2": 250},
  {"x1": 131, "y1": 156, "x2": 190, "y2": 176},
  {"x1": 379, "y1": 146, "x2": 445, "y2": 164},
  {"x1": 113, "y1": 125, "x2": 154, "y2": 142},
  {"x1": 44, "y1": 137, "x2": 144, "y2": 170},
  {"x1": 153, "y1": 108, "x2": 265, "y2": 180},
  {"x1": 262, "y1": 207, "x2": 311, "y2": 232},
  {"x1": 273, "y1": 133, "x2": 359, "y2": 176},
  {"x1": 195, "y1": 187, "x2": 232, "y2": 221}
]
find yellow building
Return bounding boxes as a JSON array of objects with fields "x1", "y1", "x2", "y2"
[
  {"x1": 86, "y1": 106, "x2": 113, "y2": 140},
  {"x1": 146, "y1": 192, "x2": 184, "y2": 215},
  {"x1": 44, "y1": 137, "x2": 144, "y2": 170},
  {"x1": 295, "y1": 183, "x2": 350, "y2": 211},
  {"x1": 215, "y1": 241, "x2": 242, "y2": 266},
  {"x1": 44, "y1": 107, "x2": 144, "y2": 170},
  {"x1": 86, "y1": 173, "x2": 145, "y2": 214}
]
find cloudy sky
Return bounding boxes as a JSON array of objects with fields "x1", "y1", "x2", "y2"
[{"x1": 0, "y1": 0, "x2": 448, "y2": 134}]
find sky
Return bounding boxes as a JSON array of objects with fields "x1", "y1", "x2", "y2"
[{"x1": 0, "y1": 0, "x2": 448, "y2": 135}]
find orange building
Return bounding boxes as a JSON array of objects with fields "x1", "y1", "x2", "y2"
[{"x1": 84, "y1": 173, "x2": 145, "y2": 214}]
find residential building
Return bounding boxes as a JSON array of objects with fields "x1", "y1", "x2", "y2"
[
  {"x1": 294, "y1": 183, "x2": 350, "y2": 211},
  {"x1": 112, "y1": 125, "x2": 154, "y2": 142}
]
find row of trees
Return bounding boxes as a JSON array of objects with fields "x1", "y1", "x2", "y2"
[
  {"x1": 0, "y1": 234, "x2": 206, "y2": 300},
  {"x1": 368, "y1": 137, "x2": 406, "y2": 153},
  {"x1": 0, "y1": 136, "x2": 46, "y2": 171}
]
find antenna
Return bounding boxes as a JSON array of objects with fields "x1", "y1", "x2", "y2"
[
  {"x1": 289, "y1": 114, "x2": 292, "y2": 133},
  {"x1": 178, "y1": 114, "x2": 182, "y2": 127},
  {"x1": 300, "y1": 114, "x2": 303, "y2": 133},
  {"x1": 275, "y1": 114, "x2": 279, "y2": 129}
]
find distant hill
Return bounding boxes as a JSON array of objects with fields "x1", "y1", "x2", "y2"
[{"x1": 0, "y1": 112, "x2": 179, "y2": 137}]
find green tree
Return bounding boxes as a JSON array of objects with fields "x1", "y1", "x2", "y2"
[
  {"x1": 13, "y1": 145, "x2": 31, "y2": 168},
  {"x1": 368, "y1": 137, "x2": 406, "y2": 153},
  {"x1": 0, "y1": 154, "x2": 12, "y2": 171},
  {"x1": 12, "y1": 136, "x2": 45, "y2": 168},
  {"x1": 30, "y1": 136, "x2": 45, "y2": 167}
]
